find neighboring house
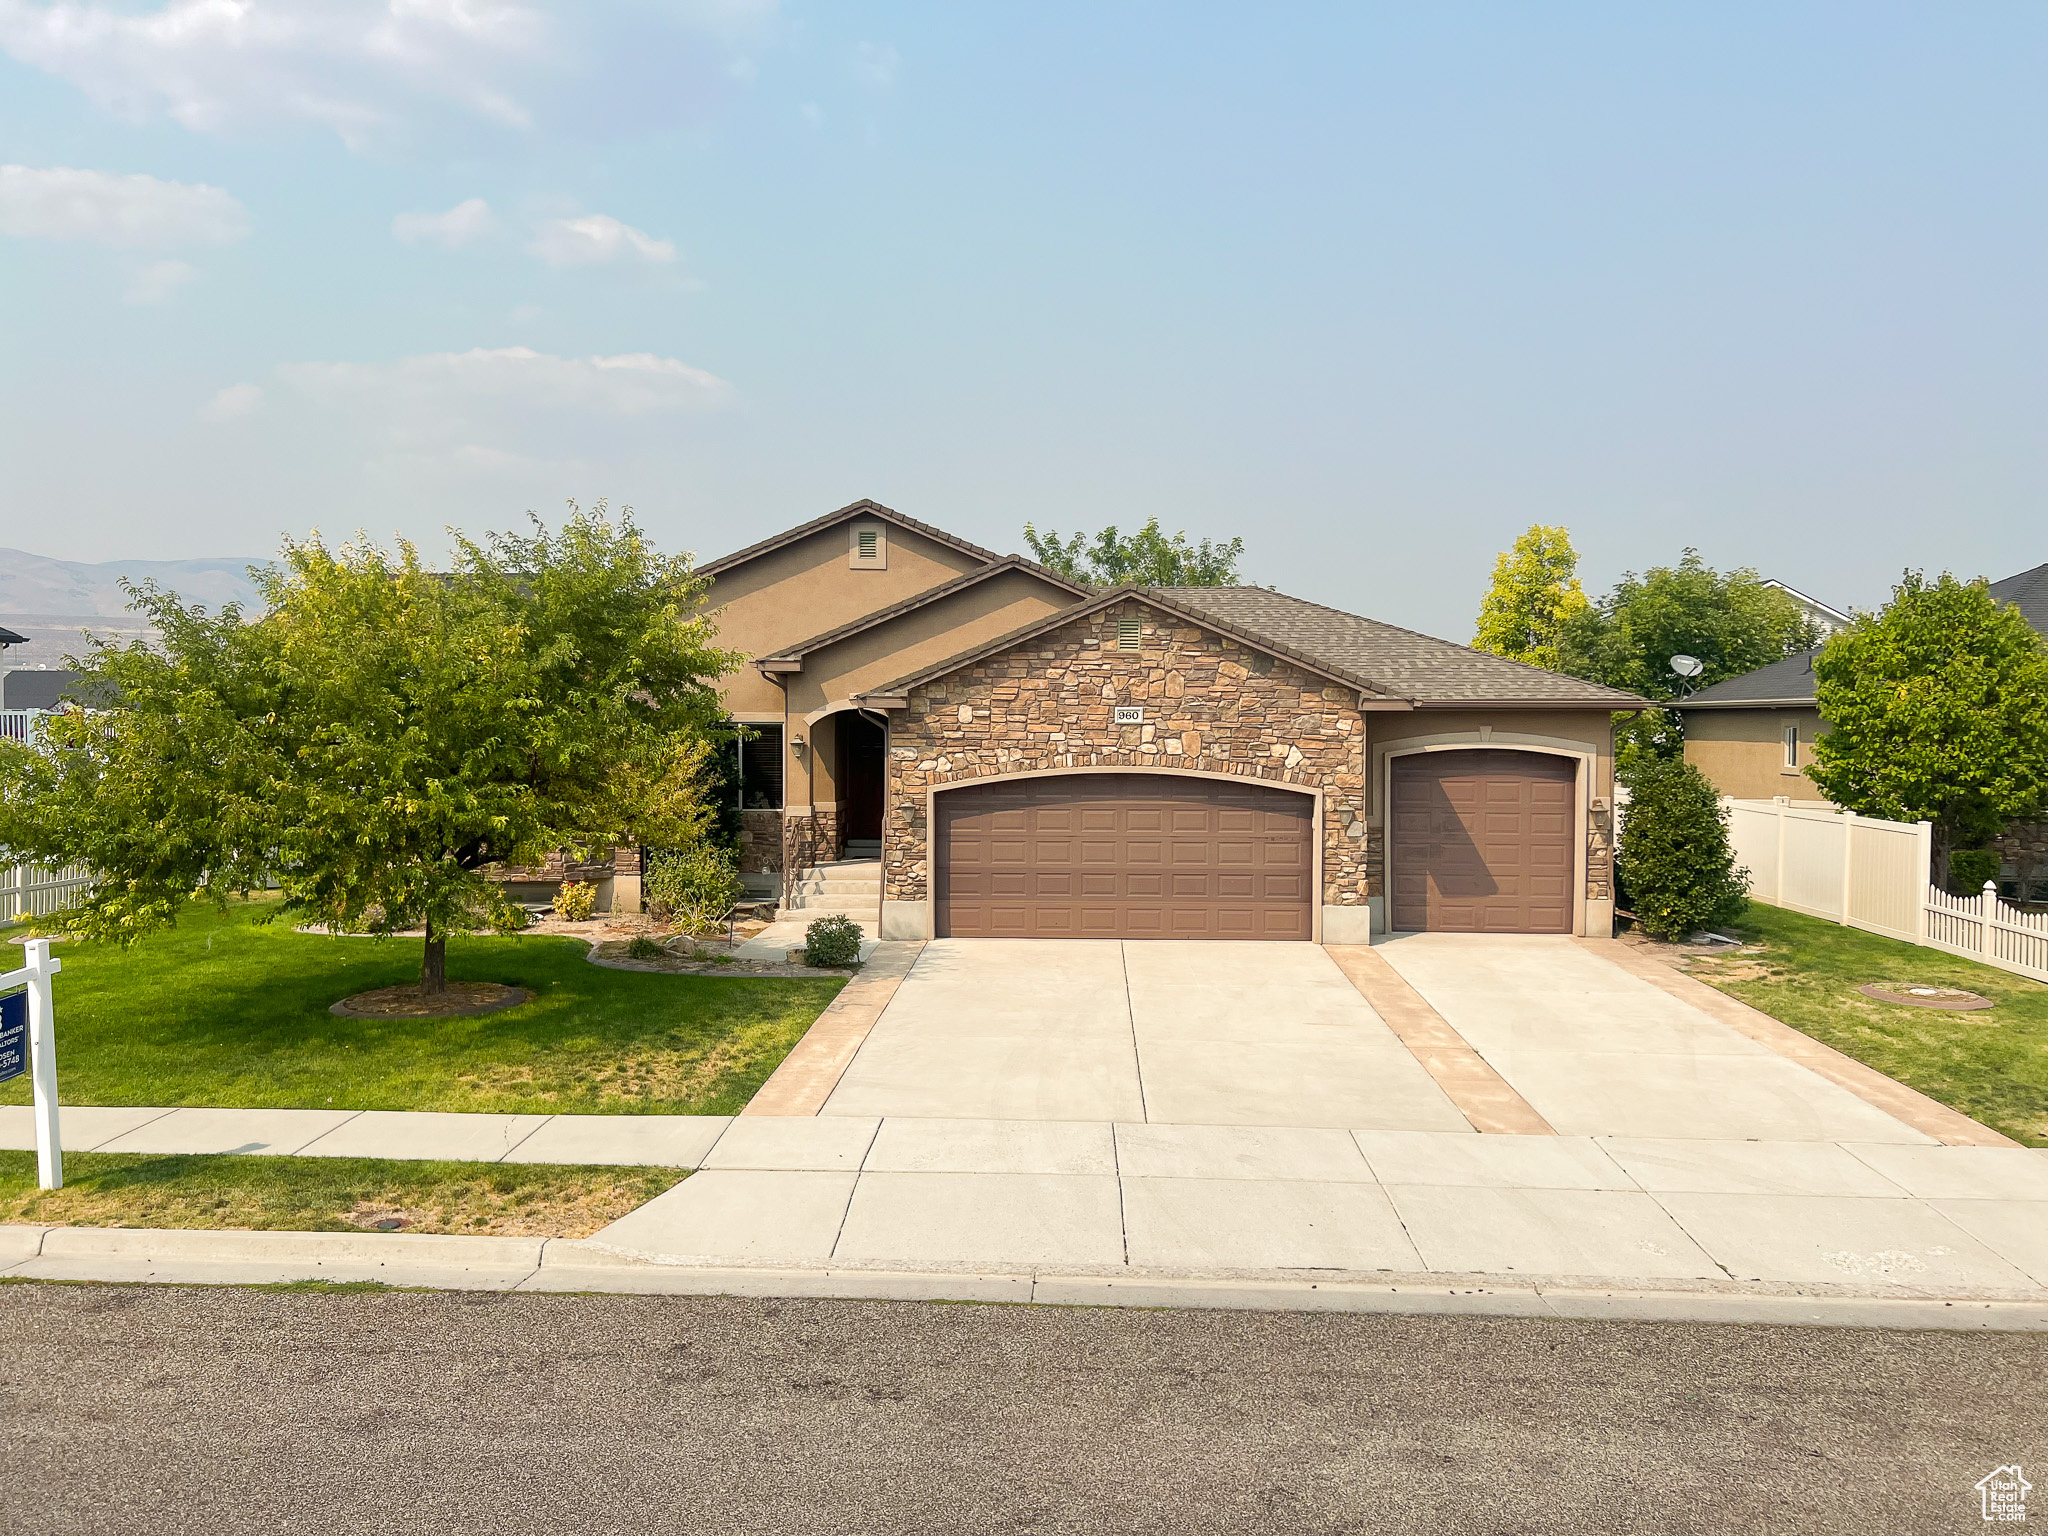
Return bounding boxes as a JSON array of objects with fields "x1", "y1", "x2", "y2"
[
  {"x1": 1759, "y1": 579, "x2": 1852, "y2": 637},
  {"x1": 2, "y1": 668, "x2": 83, "y2": 711},
  {"x1": 1674, "y1": 559, "x2": 2048, "y2": 899},
  {"x1": 706, "y1": 499, "x2": 1644, "y2": 940}
]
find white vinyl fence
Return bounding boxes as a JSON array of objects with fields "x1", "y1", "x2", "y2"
[
  {"x1": 1, "y1": 862, "x2": 91, "y2": 924},
  {"x1": 1725, "y1": 797, "x2": 2048, "y2": 983},
  {"x1": 0, "y1": 709, "x2": 45, "y2": 747}
]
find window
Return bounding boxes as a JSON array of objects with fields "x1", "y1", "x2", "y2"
[
  {"x1": 736, "y1": 723, "x2": 784, "y2": 809},
  {"x1": 1783, "y1": 723, "x2": 1799, "y2": 768},
  {"x1": 849, "y1": 523, "x2": 887, "y2": 569},
  {"x1": 1117, "y1": 614, "x2": 1141, "y2": 650}
]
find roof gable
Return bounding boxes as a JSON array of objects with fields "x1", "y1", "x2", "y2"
[
  {"x1": 853, "y1": 585, "x2": 1645, "y2": 708},
  {"x1": 1990, "y1": 560, "x2": 2048, "y2": 636},
  {"x1": 756, "y1": 556, "x2": 1090, "y2": 667},
  {"x1": 697, "y1": 499, "x2": 1000, "y2": 579}
]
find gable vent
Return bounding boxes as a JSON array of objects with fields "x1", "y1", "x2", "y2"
[
  {"x1": 1117, "y1": 615, "x2": 1141, "y2": 650},
  {"x1": 857, "y1": 529, "x2": 878, "y2": 558}
]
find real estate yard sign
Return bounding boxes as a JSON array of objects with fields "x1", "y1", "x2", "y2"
[{"x1": 0, "y1": 939, "x2": 62, "y2": 1188}]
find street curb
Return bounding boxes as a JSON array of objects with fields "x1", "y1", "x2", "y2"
[{"x1": 2, "y1": 1226, "x2": 2045, "y2": 1329}]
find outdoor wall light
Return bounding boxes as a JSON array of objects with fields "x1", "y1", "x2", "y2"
[{"x1": 791, "y1": 733, "x2": 807, "y2": 758}]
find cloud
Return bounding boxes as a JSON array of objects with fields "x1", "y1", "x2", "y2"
[
  {"x1": 0, "y1": 164, "x2": 248, "y2": 245},
  {"x1": 125, "y1": 258, "x2": 196, "y2": 303},
  {"x1": 852, "y1": 41, "x2": 898, "y2": 90},
  {"x1": 529, "y1": 214, "x2": 675, "y2": 267},
  {"x1": 260, "y1": 346, "x2": 730, "y2": 462},
  {"x1": 201, "y1": 382, "x2": 263, "y2": 421},
  {"x1": 393, "y1": 197, "x2": 496, "y2": 248},
  {"x1": 0, "y1": 0, "x2": 550, "y2": 149}
]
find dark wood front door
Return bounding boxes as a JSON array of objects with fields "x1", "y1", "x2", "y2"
[
  {"x1": 1390, "y1": 749, "x2": 1576, "y2": 933},
  {"x1": 936, "y1": 773, "x2": 1314, "y2": 939},
  {"x1": 838, "y1": 711, "x2": 885, "y2": 843}
]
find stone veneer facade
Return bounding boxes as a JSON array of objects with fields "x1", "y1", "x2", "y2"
[{"x1": 879, "y1": 600, "x2": 1373, "y2": 926}]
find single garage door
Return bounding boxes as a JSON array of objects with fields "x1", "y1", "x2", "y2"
[
  {"x1": 1390, "y1": 749, "x2": 1576, "y2": 933},
  {"x1": 937, "y1": 773, "x2": 1314, "y2": 940}
]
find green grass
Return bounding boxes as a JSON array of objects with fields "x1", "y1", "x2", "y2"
[
  {"x1": 0, "y1": 901, "x2": 842, "y2": 1114},
  {"x1": 1683, "y1": 903, "x2": 2048, "y2": 1146},
  {"x1": 0, "y1": 1150, "x2": 684, "y2": 1236}
]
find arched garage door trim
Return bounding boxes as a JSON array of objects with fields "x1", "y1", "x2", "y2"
[
  {"x1": 926, "y1": 767, "x2": 1324, "y2": 941},
  {"x1": 1379, "y1": 738, "x2": 1593, "y2": 935}
]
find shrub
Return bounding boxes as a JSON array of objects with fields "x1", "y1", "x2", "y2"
[
  {"x1": 804, "y1": 914, "x2": 863, "y2": 968},
  {"x1": 1947, "y1": 848, "x2": 2000, "y2": 897},
  {"x1": 555, "y1": 879, "x2": 597, "y2": 922},
  {"x1": 625, "y1": 935, "x2": 666, "y2": 961},
  {"x1": 645, "y1": 844, "x2": 746, "y2": 933},
  {"x1": 1616, "y1": 756, "x2": 1750, "y2": 940}
]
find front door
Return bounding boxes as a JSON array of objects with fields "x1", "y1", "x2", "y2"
[{"x1": 838, "y1": 711, "x2": 886, "y2": 843}]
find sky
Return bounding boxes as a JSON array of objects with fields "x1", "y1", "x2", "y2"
[{"x1": 2, "y1": 2, "x2": 2045, "y2": 640}]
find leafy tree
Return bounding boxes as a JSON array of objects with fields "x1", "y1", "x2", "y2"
[
  {"x1": 1569, "y1": 550, "x2": 1819, "y2": 700},
  {"x1": 1471, "y1": 524, "x2": 1592, "y2": 672},
  {"x1": 1022, "y1": 517, "x2": 1245, "y2": 587},
  {"x1": 1563, "y1": 550, "x2": 1819, "y2": 776},
  {"x1": 1806, "y1": 570, "x2": 2048, "y2": 883},
  {"x1": 0, "y1": 503, "x2": 740, "y2": 994},
  {"x1": 1616, "y1": 756, "x2": 1750, "y2": 939}
]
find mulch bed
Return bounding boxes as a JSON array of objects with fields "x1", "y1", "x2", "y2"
[{"x1": 328, "y1": 982, "x2": 532, "y2": 1019}]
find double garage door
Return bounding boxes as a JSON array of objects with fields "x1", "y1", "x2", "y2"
[{"x1": 936, "y1": 774, "x2": 1313, "y2": 940}]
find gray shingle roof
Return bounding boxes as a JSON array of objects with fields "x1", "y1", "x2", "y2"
[
  {"x1": 1149, "y1": 587, "x2": 1645, "y2": 706},
  {"x1": 858, "y1": 584, "x2": 1645, "y2": 707},
  {"x1": 1990, "y1": 560, "x2": 2048, "y2": 636},
  {"x1": 1670, "y1": 647, "x2": 1821, "y2": 708}
]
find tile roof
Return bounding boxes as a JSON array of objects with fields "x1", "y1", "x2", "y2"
[
  {"x1": 1990, "y1": 560, "x2": 2048, "y2": 636},
  {"x1": 1670, "y1": 648, "x2": 1821, "y2": 708},
  {"x1": 858, "y1": 584, "x2": 1646, "y2": 708},
  {"x1": 697, "y1": 499, "x2": 1001, "y2": 579}
]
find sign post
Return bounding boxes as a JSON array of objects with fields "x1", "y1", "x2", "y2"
[{"x1": 0, "y1": 938, "x2": 61, "y2": 1189}]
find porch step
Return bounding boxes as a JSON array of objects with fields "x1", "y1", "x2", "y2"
[
  {"x1": 788, "y1": 880, "x2": 882, "y2": 898},
  {"x1": 777, "y1": 903, "x2": 881, "y2": 923}
]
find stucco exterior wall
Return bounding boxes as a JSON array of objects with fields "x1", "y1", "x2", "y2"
[
  {"x1": 702, "y1": 520, "x2": 989, "y2": 718},
  {"x1": 876, "y1": 598, "x2": 1369, "y2": 938},
  {"x1": 1682, "y1": 706, "x2": 1830, "y2": 803},
  {"x1": 782, "y1": 568, "x2": 1082, "y2": 716}
]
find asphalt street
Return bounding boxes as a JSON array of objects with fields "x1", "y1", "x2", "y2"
[{"x1": 0, "y1": 1283, "x2": 2039, "y2": 1535}]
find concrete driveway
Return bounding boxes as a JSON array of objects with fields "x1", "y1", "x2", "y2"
[
  {"x1": 818, "y1": 940, "x2": 1471, "y2": 1130},
  {"x1": 1372, "y1": 934, "x2": 1931, "y2": 1143}
]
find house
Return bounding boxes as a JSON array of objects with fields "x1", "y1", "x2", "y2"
[
  {"x1": 702, "y1": 499, "x2": 1644, "y2": 940},
  {"x1": 1759, "y1": 579, "x2": 1853, "y2": 637},
  {"x1": 1674, "y1": 559, "x2": 2048, "y2": 899}
]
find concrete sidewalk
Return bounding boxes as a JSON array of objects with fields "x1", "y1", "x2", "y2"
[{"x1": 0, "y1": 1104, "x2": 733, "y2": 1166}]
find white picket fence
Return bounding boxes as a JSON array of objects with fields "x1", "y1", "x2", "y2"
[
  {"x1": 0, "y1": 709, "x2": 46, "y2": 747},
  {"x1": 0, "y1": 862, "x2": 91, "y2": 924},
  {"x1": 1725, "y1": 797, "x2": 2048, "y2": 983}
]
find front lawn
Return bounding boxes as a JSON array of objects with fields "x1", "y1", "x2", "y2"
[
  {"x1": 1679, "y1": 903, "x2": 2048, "y2": 1147},
  {"x1": 0, "y1": 1150, "x2": 682, "y2": 1236},
  {"x1": 0, "y1": 902, "x2": 842, "y2": 1115}
]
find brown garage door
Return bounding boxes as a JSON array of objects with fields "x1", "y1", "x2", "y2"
[
  {"x1": 1391, "y1": 750, "x2": 1576, "y2": 933},
  {"x1": 937, "y1": 774, "x2": 1314, "y2": 940}
]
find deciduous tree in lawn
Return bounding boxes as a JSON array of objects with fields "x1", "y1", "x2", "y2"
[
  {"x1": 0, "y1": 503, "x2": 740, "y2": 997},
  {"x1": 1806, "y1": 570, "x2": 2048, "y2": 886},
  {"x1": 1471, "y1": 523, "x2": 1592, "y2": 673}
]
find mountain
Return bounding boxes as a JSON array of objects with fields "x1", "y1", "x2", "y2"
[{"x1": 0, "y1": 549, "x2": 268, "y2": 617}]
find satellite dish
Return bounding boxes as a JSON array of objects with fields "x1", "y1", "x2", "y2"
[{"x1": 1669, "y1": 654, "x2": 1704, "y2": 678}]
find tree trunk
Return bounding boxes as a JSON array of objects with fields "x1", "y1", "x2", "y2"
[{"x1": 421, "y1": 919, "x2": 447, "y2": 996}]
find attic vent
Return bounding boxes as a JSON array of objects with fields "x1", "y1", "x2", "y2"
[
  {"x1": 849, "y1": 523, "x2": 886, "y2": 569},
  {"x1": 1117, "y1": 615, "x2": 1141, "y2": 650}
]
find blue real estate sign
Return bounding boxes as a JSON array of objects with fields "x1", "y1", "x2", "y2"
[{"x1": 0, "y1": 990, "x2": 25, "y2": 1083}]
